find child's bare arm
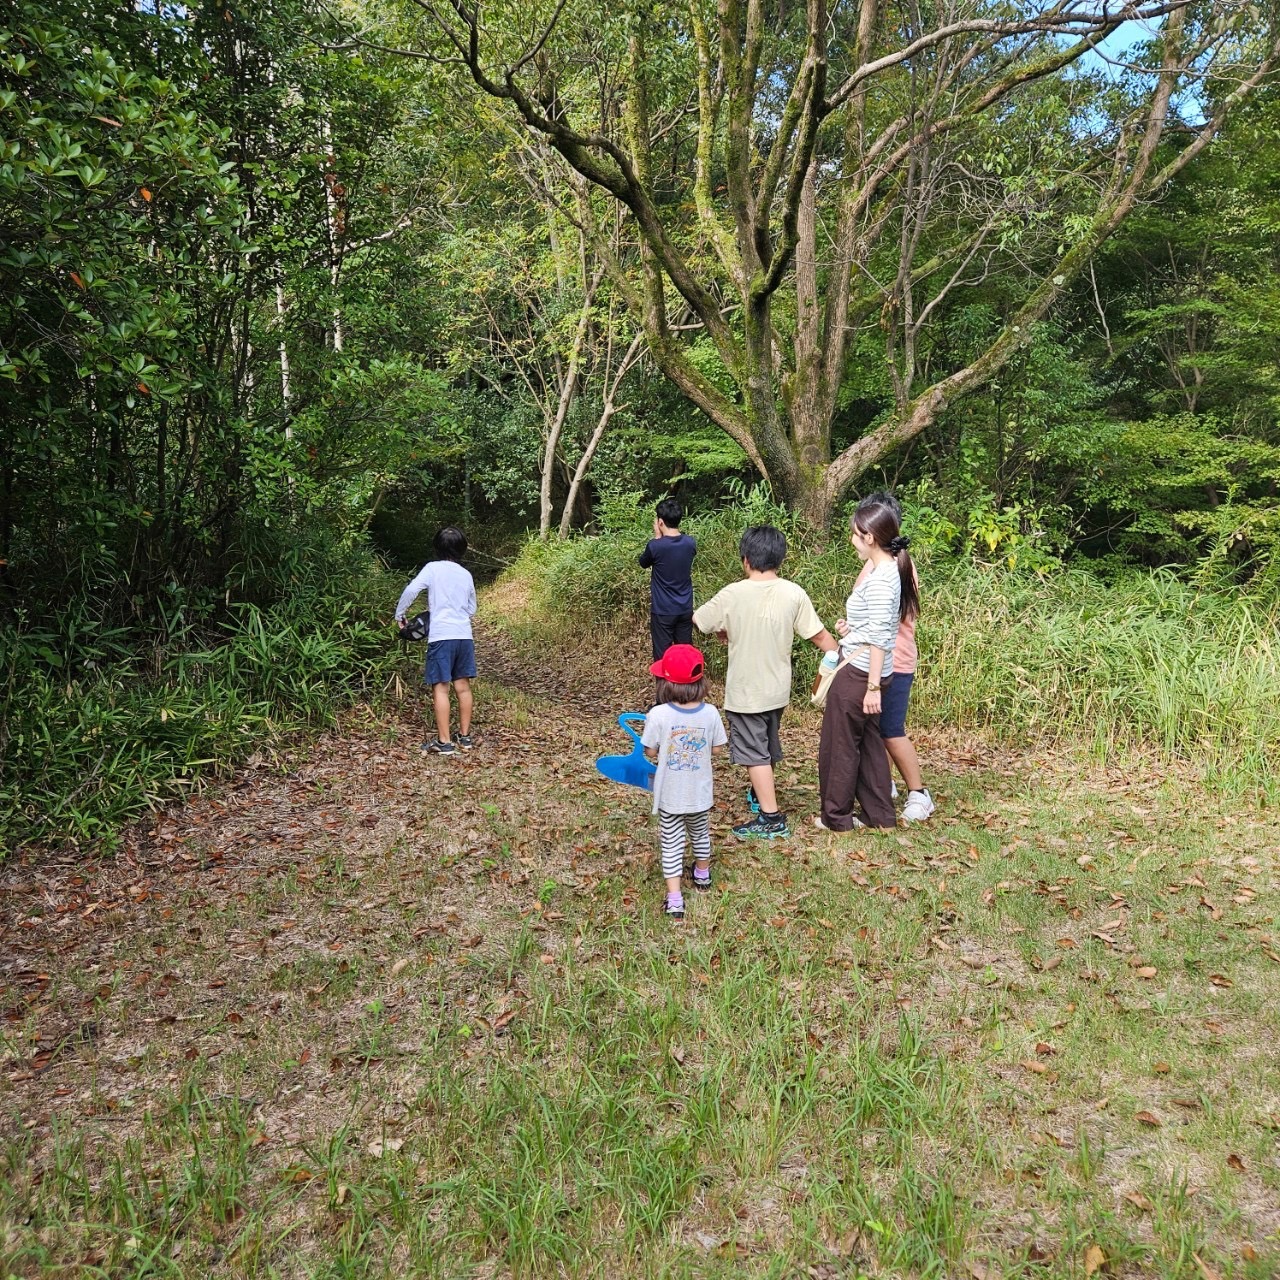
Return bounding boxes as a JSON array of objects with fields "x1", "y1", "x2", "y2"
[
  {"x1": 644, "y1": 746, "x2": 658, "y2": 761},
  {"x1": 809, "y1": 627, "x2": 838, "y2": 653}
]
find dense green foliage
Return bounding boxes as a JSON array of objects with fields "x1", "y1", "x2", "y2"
[{"x1": 0, "y1": 534, "x2": 399, "y2": 849}]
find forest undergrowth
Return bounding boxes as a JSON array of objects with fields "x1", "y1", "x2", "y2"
[{"x1": 1, "y1": 577, "x2": 1277, "y2": 1279}]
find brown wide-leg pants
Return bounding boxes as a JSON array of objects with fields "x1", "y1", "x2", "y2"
[{"x1": 818, "y1": 665, "x2": 896, "y2": 830}]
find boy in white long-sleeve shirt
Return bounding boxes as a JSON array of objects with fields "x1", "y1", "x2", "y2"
[{"x1": 395, "y1": 527, "x2": 477, "y2": 755}]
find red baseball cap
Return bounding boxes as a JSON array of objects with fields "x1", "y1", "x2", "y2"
[{"x1": 650, "y1": 643, "x2": 706, "y2": 682}]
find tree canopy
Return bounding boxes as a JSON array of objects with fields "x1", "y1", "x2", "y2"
[{"x1": 364, "y1": 0, "x2": 1280, "y2": 527}]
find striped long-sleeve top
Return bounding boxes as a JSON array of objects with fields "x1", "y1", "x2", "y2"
[{"x1": 840, "y1": 560, "x2": 901, "y2": 675}]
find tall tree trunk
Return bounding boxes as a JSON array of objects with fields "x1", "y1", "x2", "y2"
[
  {"x1": 321, "y1": 119, "x2": 345, "y2": 352},
  {"x1": 538, "y1": 263, "x2": 602, "y2": 539},
  {"x1": 558, "y1": 331, "x2": 644, "y2": 538}
]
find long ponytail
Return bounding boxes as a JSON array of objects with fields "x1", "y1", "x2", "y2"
[{"x1": 853, "y1": 496, "x2": 919, "y2": 622}]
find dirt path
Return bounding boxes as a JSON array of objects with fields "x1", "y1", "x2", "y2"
[
  {"x1": 0, "y1": 619, "x2": 981, "y2": 1142},
  {"x1": 0, "y1": 621, "x2": 683, "y2": 1141}
]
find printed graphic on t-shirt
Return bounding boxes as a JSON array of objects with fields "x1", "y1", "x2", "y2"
[{"x1": 666, "y1": 726, "x2": 708, "y2": 771}]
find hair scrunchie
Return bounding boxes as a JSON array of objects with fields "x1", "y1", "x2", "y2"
[{"x1": 888, "y1": 534, "x2": 911, "y2": 554}]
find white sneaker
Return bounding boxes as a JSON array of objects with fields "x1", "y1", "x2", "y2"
[
  {"x1": 814, "y1": 815, "x2": 864, "y2": 831},
  {"x1": 902, "y1": 789, "x2": 935, "y2": 823}
]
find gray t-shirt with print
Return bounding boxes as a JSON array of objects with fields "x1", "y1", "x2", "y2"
[{"x1": 641, "y1": 701, "x2": 728, "y2": 816}]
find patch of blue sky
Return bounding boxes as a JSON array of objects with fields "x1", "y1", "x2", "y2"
[{"x1": 1067, "y1": 16, "x2": 1208, "y2": 125}]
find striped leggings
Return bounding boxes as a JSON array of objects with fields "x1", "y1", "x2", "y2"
[{"x1": 658, "y1": 809, "x2": 711, "y2": 880}]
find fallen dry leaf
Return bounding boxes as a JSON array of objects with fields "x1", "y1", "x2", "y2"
[
  {"x1": 1226, "y1": 1153, "x2": 1245, "y2": 1172},
  {"x1": 1084, "y1": 1243, "x2": 1107, "y2": 1275},
  {"x1": 1136, "y1": 1110, "x2": 1162, "y2": 1128},
  {"x1": 1135, "y1": 966, "x2": 1157, "y2": 979},
  {"x1": 1208, "y1": 974, "x2": 1232, "y2": 988},
  {"x1": 1021, "y1": 1060, "x2": 1049, "y2": 1074},
  {"x1": 366, "y1": 1137, "x2": 404, "y2": 1157},
  {"x1": 1124, "y1": 1191, "x2": 1154, "y2": 1212},
  {"x1": 1192, "y1": 1252, "x2": 1222, "y2": 1280},
  {"x1": 1153, "y1": 1062, "x2": 1170, "y2": 1074},
  {"x1": 389, "y1": 958, "x2": 410, "y2": 978}
]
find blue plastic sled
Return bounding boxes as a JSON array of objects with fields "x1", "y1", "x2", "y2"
[{"x1": 595, "y1": 712, "x2": 656, "y2": 792}]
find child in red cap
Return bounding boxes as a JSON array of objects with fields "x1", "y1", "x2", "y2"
[{"x1": 641, "y1": 644, "x2": 728, "y2": 921}]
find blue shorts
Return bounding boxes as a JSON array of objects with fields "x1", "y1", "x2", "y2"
[
  {"x1": 880, "y1": 671, "x2": 914, "y2": 739},
  {"x1": 425, "y1": 638, "x2": 477, "y2": 686}
]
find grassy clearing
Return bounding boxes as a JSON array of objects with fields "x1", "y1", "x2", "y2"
[{"x1": 2, "y1": 617, "x2": 1277, "y2": 1278}]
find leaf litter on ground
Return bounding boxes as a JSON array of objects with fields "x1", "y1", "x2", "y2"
[{"x1": 1, "y1": 618, "x2": 1278, "y2": 1276}]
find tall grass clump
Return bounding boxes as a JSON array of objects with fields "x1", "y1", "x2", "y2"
[
  {"x1": 917, "y1": 562, "x2": 1280, "y2": 788},
  {"x1": 503, "y1": 493, "x2": 1280, "y2": 791},
  {"x1": 0, "y1": 532, "x2": 401, "y2": 852}
]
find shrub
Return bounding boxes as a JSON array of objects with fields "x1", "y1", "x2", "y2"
[{"x1": 0, "y1": 548, "x2": 401, "y2": 852}]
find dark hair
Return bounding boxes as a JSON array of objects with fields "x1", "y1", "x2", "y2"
[
  {"x1": 433, "y1": 526, "x2": 467, "y2": 562},
  {"x1": 863, "y1": 489, "x2": 902, "y2": 520},
  {"x1": 656, "y1": 676, "x2": 707, "y2": 705},
  {"x1": 852, "y1": 497, "x2": 919, "y2": 622},
  {"x1": 656, "y1": 498, "x2": 683, "y2": 527},
  {"x1": 739, "y1": 524, "x2": 786, "y2": 572}
]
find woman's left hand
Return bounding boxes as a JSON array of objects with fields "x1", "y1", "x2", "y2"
[{"x1": 863, "y1": 690, "x2": 881, "y2": 715}]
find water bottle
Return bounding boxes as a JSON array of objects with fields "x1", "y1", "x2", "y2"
[{"x1": 819, "y1": 650, "x2": 839, "y2": 673}]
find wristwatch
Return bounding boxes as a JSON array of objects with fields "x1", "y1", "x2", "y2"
[{"x1": 867, "y1": 683, "x2": 881, "y2": 692}]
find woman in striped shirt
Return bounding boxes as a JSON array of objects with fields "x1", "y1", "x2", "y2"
[{"x1": 816, "y1": 496, "x2": 920, "y2": 831}]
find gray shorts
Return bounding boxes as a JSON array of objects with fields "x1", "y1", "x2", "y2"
[{"x1": 727, "y1": 708, "x2": 784, "y2": 767}]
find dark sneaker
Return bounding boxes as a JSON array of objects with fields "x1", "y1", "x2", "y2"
[
  {"x1": 745, "y1": 786, "x2": 761, "y2": 814},
  {"x1": 733, "y1": 812, "x2": 790, "y2": 840},
  {"x1": 690, "y1": 865, "x2": 712, "y2": 891},
  {"x1": 426, "y1": 739, "x2": 458, "y2": 755},
  {"x1": 455, "y1": 734, "x2": 475, "y2": 750},
  {"x1": 664, "y1": 896, "x2": 685, "y2": 921}
]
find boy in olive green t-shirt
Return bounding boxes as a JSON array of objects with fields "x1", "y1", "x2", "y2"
[{"x1": 693, "y1": 525, "x2": 837, "y2": 839}]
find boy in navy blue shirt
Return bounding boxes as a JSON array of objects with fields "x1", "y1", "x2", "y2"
[{"x1": 639, "y1": 498, "x2": 697, "y2": 659}]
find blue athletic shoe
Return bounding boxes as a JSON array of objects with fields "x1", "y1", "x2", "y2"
[
  {"x1": 733, "y1": 812, "x2": 789, "y2": 840},
  {"x1": 745, "y1": 787, "x2": 760, "y2": 814}
]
